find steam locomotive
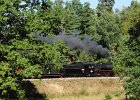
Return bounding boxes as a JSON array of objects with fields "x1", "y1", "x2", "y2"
[{"x1": 41, "y1": 62, "x2": 114, "y2": 78}]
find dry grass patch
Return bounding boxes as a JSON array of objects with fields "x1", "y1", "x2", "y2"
[{"x1": 29, "y1": 78, "x2": 125, "y2": 99}]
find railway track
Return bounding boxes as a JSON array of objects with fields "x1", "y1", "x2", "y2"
[{"x1": 24, "y1": 77, "x2": 120, "y2": 81}]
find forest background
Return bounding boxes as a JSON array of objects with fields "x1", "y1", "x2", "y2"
[{"x1": 0, "y1": 0, "x2": 140, "y2": 99}]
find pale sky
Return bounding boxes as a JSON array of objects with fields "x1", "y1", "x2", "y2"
[{"x1": 80, "y1": 0, "x2": 133, "y2": 9}]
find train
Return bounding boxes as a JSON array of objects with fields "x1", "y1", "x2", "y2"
[{"x1": 41, "y1": 62, "x2": 115, "y2": 78}]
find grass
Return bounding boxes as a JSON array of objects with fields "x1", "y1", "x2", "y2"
[
  {"x1": 29, "y1": 77, "x2": 125, "y2": 100},
  {"x1": 50, "y1": 93, "x2": 125, "y2": 100}
]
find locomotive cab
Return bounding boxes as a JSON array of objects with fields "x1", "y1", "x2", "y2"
[{"x1": 60, "y1": 62, "x2": 85, "y2": 77}]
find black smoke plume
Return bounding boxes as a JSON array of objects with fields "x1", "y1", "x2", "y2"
[{"x1": 34, "y1": 33, "x2": 110, "y2": 57}]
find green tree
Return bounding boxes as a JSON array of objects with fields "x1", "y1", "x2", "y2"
[
  {"x1": 97, "y1": 0, "x2": 115, "y2": 12},
  {"x1": 79, "y1": 2, "x2": 96, "y2": 35},
  {"x1": 64, "y1": 1, "x2": 81, "y2": 34},
  {"x1": 101, "y1": 12, "x2": 120, "y2": 44},
  {"x1": 0, "y1": 0, "x2": 75, "y2": 99},
  {"x1": 71, "y1": 0, "x2": 83, "y2": 15},
  {"x1": 120, "y1": 1, "x2": 140, "y2": 99}
]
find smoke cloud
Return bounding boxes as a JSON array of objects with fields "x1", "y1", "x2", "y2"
[{"x1": 34, "y1": 33, "x2": 110, "y2": 57}]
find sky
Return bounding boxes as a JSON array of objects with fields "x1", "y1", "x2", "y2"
[
  {"x1": 80, "y1": 0, "x2": 134, "y2": 10},
  {"x1": 85, "y1": 0, "x2": 132, "y2": 9}
]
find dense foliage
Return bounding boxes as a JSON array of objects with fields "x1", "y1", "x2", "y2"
[
  {"x1": 120, "y1": 1, "x2": 140, "y2": 99},
  {"x1": 0, "y1": 0, "x2": 140, "y2": 99}
]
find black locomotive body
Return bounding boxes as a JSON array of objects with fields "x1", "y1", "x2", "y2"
[
  {"x1": 59, "y1": 62, "x2": 114, "y2": 77},
  {"x1": 60, "y1": 62, "x2": 85, "y2": 77},
  {"x1": 42, "y1": 62, "x2": 115, "y2": 77}
]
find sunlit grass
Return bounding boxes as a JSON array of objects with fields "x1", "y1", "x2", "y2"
[{"x1": 30, "y1": 78, "x2": 125, "y2": 100}]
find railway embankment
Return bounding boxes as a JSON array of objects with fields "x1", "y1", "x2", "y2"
[{"x1": 24, "y1": 77, "x2": 125, "y2": 100}]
